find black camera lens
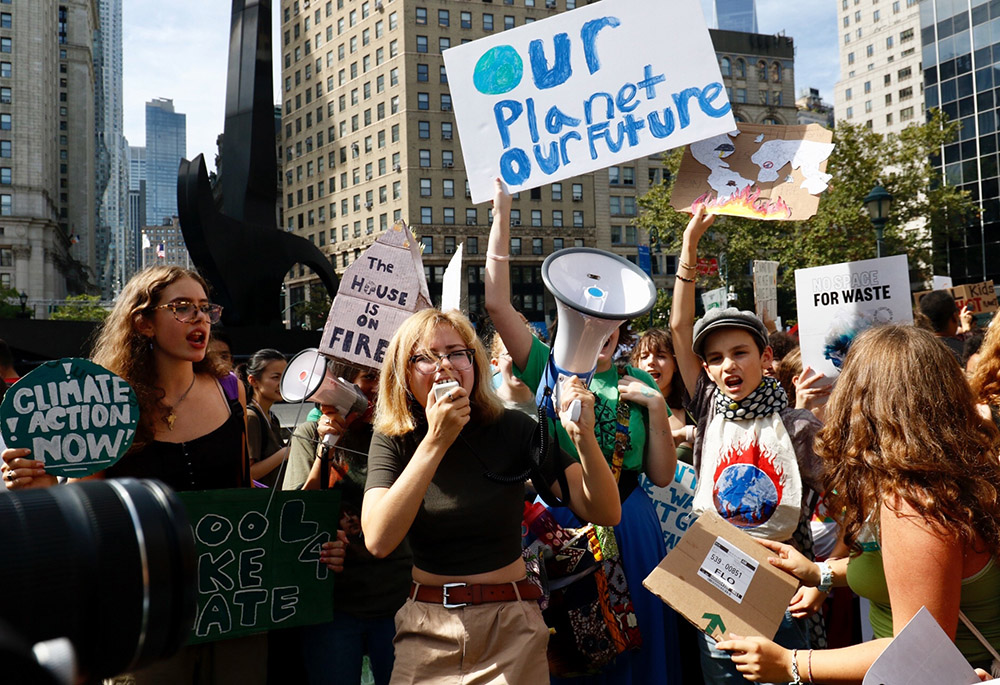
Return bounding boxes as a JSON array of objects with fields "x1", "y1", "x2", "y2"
[{"x1": 0, "y1": 479, "x2": 196, "y2": 680}]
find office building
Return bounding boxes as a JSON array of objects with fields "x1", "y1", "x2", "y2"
[
  {"x1": 796, "y1": 88, "x2": 835, "y2": 128},
  {"x1": 835, "y1": 0, "x2": 922, "y2": 134},
  {"x1": 715, "y1": 0, "x2": 758, "y2": 34},
  {"x1": 0, "y1": 1, "x2": 99, "y2": 304},
  {"x1": 127, "y1": 143, "x2": 146, "y2": 277},
  {"x1": 277, "y1": 1, "x2": 794, "y2": 325},
  {"x1": 145, "y1": 98, "x2": 186, "y2": 227},
  {"x1": 141, "y1": 217, "x2": 192, "y2": 270},
  {"x1": 921, "y1": 0, "x2": 1000, "y2": 283},
  {"x1": 713, "y1": 30, "x2": 797, "y2": 125}
]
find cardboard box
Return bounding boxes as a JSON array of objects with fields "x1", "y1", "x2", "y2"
[
  {"x1": 913, "y1": 280, "x2": 998, "y2": 315},
  {"x1": 643, "y1": 511, "x2": 798, "y2": 642}
]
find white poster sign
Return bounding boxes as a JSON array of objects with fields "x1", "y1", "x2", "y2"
[
  {"x1": 640, "y1": 462, "x2": 698, "y2": 552},
  {"x1": 794, "y1": 254, "x2": 912, "y2": 380},
  {"x1": 701, "y1": 286, "x2": 727, "y2": 312},
  {"x1": 932, "y1": 275, "x2": 953, "y2": 290},
  {"x1": 443, "y1": 0, "x2": 735, "y2": 203},
  {"x1": 753, "y1": 260, "x2": 779, "y2": 321}
]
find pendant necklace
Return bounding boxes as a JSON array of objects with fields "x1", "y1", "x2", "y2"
[{"x1": 164, "y1": 374, "x2": 197, "y2": 430}]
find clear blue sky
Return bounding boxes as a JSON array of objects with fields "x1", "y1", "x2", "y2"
[{"x1": 123, "y1": 1, "x2": 838, "y2": 167}]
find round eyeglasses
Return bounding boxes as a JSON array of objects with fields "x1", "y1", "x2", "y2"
[
  {"x1": 409, "y1": 349, "x2": 475, "y2": 375},
  {"x1": 153, "y1": 301, "x2": 224, "y2": 324}
]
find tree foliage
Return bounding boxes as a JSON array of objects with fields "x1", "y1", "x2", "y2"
[
  {"x1": 0, "y1": 286, "x2": 25, "y2": 318},
  {"x1": 636, "y1": 111, "x2": 976, "y2": 319},
  {"x1": 50, "y1": 294, "x2": 109, "y2": 322}
]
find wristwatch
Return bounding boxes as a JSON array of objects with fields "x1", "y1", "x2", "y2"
[{"x1": 816, "y1": 561, "x2": 834, "y2": 593}]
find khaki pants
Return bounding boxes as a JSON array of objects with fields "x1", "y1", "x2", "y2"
[{"x1": 390, "y1": 597, "x2": 549, "y2": 684}]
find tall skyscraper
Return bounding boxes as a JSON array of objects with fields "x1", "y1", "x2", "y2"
[
  {"x1": 145, "y1": 98, "x2": 186, "y2": 227},
  {"x1": 835, "y1": 0, "x2": 922, "y2": 135},
  {"x1": 715, "y1": 0, "x2": 758, "y2": 34},
  {"x1": 95, "y1": 0, "x2": 128, "y2": 296},
  {"x1": 0, "y1": 1, "x2": 99, "y2": 304},
  {"x1": 921, "y1": 0, "x2": 1000, "y2": 284},
  {"x1": 126, "y1": 143, "x2": 146, "y2": 277}
]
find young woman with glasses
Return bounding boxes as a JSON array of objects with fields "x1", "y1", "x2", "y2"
[
  {"x1": 1, "y1": 266, "x2": 265, "y2": 683},
  {"x1": 362, "y1": 308, "x2": 621, "y2": 683}
]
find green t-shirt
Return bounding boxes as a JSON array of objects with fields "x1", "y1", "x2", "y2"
[
  {"x1": 514, "y1": 335, "x2": 657, "y2": 473},
  {"x1": 847, "y1": 542, "x2": 1000, "y2": 665}
]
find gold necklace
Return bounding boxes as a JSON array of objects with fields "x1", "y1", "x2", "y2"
[{"x1": 164, "y1": 374, "x2": 197, "y2": 430}]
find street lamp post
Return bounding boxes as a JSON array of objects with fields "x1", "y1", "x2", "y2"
[
  {"x1": 17, "y1": 290, "x2": 28, "y2": 319},
  {"x1": 864, "y1": 184, "x2": 893, "y2": 259}
]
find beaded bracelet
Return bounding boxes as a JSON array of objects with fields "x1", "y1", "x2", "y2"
[
  {"x1": 790, "y1": 649, "x2": 802, "y2": 685},
  {"x1": 675, "y1": 273, "x2": 695, "y2": 283},
  {"x1": 807, "y1": 649, "x2": 814, "y2": 683},
  {"x1": 679, "y1": 260, "x2": 698, "y2": 271}
]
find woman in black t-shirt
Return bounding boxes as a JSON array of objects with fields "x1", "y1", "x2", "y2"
[{"x1": 362, "y1": 308, "x2": 621, "y2": 684}]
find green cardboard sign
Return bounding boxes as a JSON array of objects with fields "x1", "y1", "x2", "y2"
[
  {"x1": 178, "y1": 488, "x2": 341, "y2": 645},
  {"x1": 0, "y1": 358, "x2": 139, "y2": 477}
]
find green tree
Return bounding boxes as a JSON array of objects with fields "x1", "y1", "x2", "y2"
[
  {"x1": 296, "y1": 288, "x2": 333, "y2": 330},
  {"x1": 0, "y1": 286, "x2": 25, "y2": 318},
  {"x1": 636, "y1": 111, "x2": 976, "y2": 314},
  {"x1": 50, "y1": 294, "x2": 109, "y2": 322}
]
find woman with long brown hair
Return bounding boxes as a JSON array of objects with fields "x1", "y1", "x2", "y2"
[
  {"x1": 716, "y1": 324, "x2": 1000, "y2": 682},
  {"x1": 1, "y1": 266, "x2": 268, "y2": 683},
  {"x1": 971, "y1": 318, "x2": 1000, "y2": 427},
  {"x1": 362, "y1": 308, "x2": 621, "y2": 683}
]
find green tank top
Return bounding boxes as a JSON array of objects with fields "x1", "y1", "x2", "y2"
[{"x1": 847, "y1": 541, "x2": 1000, "y2": 665}]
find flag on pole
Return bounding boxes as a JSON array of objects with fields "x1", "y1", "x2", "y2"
[
  {"x1": 142, "y1": 232, "x2": 151, "y2": 249},
  {"x1": 156, "y1": 243, "x2": 165, "y2": 259}
]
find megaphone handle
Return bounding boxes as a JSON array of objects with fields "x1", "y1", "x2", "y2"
[
  {"x1": 560, "y1": 398, "x2": 581, "y2": 423},
  {"x1": 322, "y1": 432, "x2": 342, "y2": 447}
]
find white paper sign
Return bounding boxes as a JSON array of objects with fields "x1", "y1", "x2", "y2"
[
  {"x1": 794, "y1": 254, "x2": 912, "y2": 380},
  {"x1": 933, "y1": 275, "x2": 954, "y2": 290},
  {"x1": 753, "y1": 260, "x2": 779, "y2": 321},
  {"x1": 702, "y1": 286, "x2": 727, "y2": 312},
  {"x1": 640, "y1": 462, "x2": 698, "y2": 551},
  {"x1": 698, "y1": 536, "x2": 758, "y2": 604},
  {"x1": 443, "y1": 0, "x2": 735, "y2": 203},
  {"x1": 862, "y1": 607, "x2": 981, "y2": 685}
]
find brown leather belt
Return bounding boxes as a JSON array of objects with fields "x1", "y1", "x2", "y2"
[{"x1": 409, "y1": 579, "x2": 542, "y2": 607}]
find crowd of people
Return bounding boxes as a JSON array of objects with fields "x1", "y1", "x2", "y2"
[{"x1": 3, "y1": 190, "x2": 1000, "y2": 684}]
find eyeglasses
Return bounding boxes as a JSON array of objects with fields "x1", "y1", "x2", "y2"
[
  {"x1": 153, "y1": 301, "x2": 224, "y2": 324},
  {"x1": 409, "y1": 349, "x2": 475, "y2": 374}
]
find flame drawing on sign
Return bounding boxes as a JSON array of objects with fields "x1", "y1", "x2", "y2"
[{"x1": 694, "y1": 186, "x2": 793, "y2": 220}]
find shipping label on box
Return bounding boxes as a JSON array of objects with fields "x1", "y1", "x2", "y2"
[{"x1": 643, "y1": 511, "x2": 798, "y2": 642}]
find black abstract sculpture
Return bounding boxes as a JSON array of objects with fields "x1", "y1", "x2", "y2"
[{"x1": 178, "y1": 0, "x2": 338, "y2": 326}]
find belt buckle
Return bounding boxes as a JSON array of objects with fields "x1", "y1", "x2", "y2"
[{"x1": 442, "y1": 582, "x2": 467, "y2": 609}]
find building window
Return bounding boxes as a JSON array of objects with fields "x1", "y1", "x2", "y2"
[
  {"x1": 0, "y1": 167, "x2": 9, "y2": 185},
  {"x1": 420, "y1": 178, "x2": 432, "y2": 196},
  {"x1": 418, "y1": 120, "x2": 430, "y2": 138},
  {"x1": 420, "y1": 206, "x2": 433, "y2": 224},
  {"x1": 573, "y1": 210, "x2": 583, "y2": 227},
  {"x1": 552, "y1": 210, "x2": 563, "y2": 227},
  {"x1": 461, "y1": 11, "x2": 472, "y2": 28},
  {"x1": 608, "y1": 167, "x2": 620, "y2": 185},
  {"x1": 421, "y1": 236, "x2": 433, "y2": 253},
  {"x1": 531, "y1": 209, "x2": 542, "y2": 226},
  {"x1": 510, "y1": 237, "x2": 521, "y2": 255},
  {"x1": 417, "y1": 64, "x2": 428, "y2": 81},
  {"x1": 483, "y1": 13, "x2": 493, "y2": 31},
  {"x1": 0, "y1": 194, "x2": 10, "y2": 216},
  {"x1": 443, "y1": 179, "x2": 454, "y2": 197},
  {"x1": 439, "y1": 9, "x2": 449, "y2": 26},
  {"x1": 418, "y1": 92, "x2": 429, "y2": 110},
  {"x1": 720, "y1": 57, "x2": 731, "y2": 77},
  {"x1": 415, "y1": 7, "x2": 427, "y2": 24},
  {"x1": 443, "y1": 208, "x2": 455, "y2": 225},
  {"x1": 419, "y1": 149, "x2": 431, "y2": 167},
  {"x1": 0, "y1": 140, "x2": 11, "y2": 158},
  {"x1": 416, "y1": 35, "x2": 428, "y2": 53},
  {"x1": 532, "y1": 237, "x2": 543, "y2": 254},
  {"x1": 466, "y1": 208, "x2": 477, "y2": 224},
  {"x1": 0, "y1": 38, "x2": 11, "y2": 53},
  {"x1": 572, "y1": 183, "x2": 583, "y2": 201},
  {"x1": 0, "y1": 114, "x2": 9, "y2": 131},
  {"x1": 551, "y1": 183, "x2": 562, "y2": 201}
]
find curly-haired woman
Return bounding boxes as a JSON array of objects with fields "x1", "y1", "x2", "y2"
[{"x1": 715, "y1": 324, "x2": 1000, "y2": 682}]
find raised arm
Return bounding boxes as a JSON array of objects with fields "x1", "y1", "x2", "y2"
[
  {"x1": 670, "y1": 205, "x2": 715, "y2": 396},
  {"x1": 484, "y1": 178, "x2": 534, "y2": 371}
]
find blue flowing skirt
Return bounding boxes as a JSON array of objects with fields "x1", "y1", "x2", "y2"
[{"x1": 548, "y1": 485, "x2": 683, "y2": 685}]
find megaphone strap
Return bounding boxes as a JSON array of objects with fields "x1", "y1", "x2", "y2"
[{"x1": 610, "y1": 366, "x2": 633, "y2": 486}]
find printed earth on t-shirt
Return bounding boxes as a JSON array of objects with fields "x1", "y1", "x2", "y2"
[{"x1": 713, "y1": 439, "x2": 784, "y2": 527}]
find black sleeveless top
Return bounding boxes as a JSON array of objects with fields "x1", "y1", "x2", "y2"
[{"x1": 105, "y1": 376, "x2": 249, "y2": 491}]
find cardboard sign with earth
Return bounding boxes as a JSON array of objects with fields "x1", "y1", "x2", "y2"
[{"x1": 0, "y1": 358, "x2": 139, "y2": 477}]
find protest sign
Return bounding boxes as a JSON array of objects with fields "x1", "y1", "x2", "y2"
[
  {"x1": 640, "y1": 462, "x2": 698, "y2": 552},
  {"x1": 932, "y1": 275, "x2": 953, "y2": 290},
  {"x1": 697, "y1": 258, "x2": 719, "y2": 277},
  {"x1": 913, "y1": 280, "x2": 998, "y2": 315},
  {"x1": 795, "y1": 254, "x2": 911, "y2": 380},
  {"x1": 671, "y1": 123, "x2": 834, "y2": 220},
  {"x1": 320, "y1": 220, "x2": 431, "y2": 369},
  {"x1": 0, "y1": 358, "x2": 138, "y2": 477},
  {"x1": 701, "y1": 286, "x2": 727, "y2": 313},
  {"x1": 643, "y1": 511, "x2": 798, "y2": 643},
  {"x1": 443, "y1": 0, "x2": 734, "y2": 203},
  {"x1": 178, "y1": 488, "x2": 341, "y2": 644},
  {"x1": 862, "y1": 607, "x2": 981, "y2": 685},
  {"x1": 753, "y1": 260, "x2": 779, "y2": 321}
]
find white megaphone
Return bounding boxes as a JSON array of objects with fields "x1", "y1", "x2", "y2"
[
  {"x1": 280, "y1": 348, "x2": 369, "y2": 446},
  {"x1": 538, "y1": 248, "x2": 657, "y2": 422}
]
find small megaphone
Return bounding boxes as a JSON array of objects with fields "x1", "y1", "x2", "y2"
[
  {"x1": 280, "y1": 348, "x2": 369, "y2": 446},
  {"x1": 538, "y1": 247, "x2": 657, "y2": 421}
]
